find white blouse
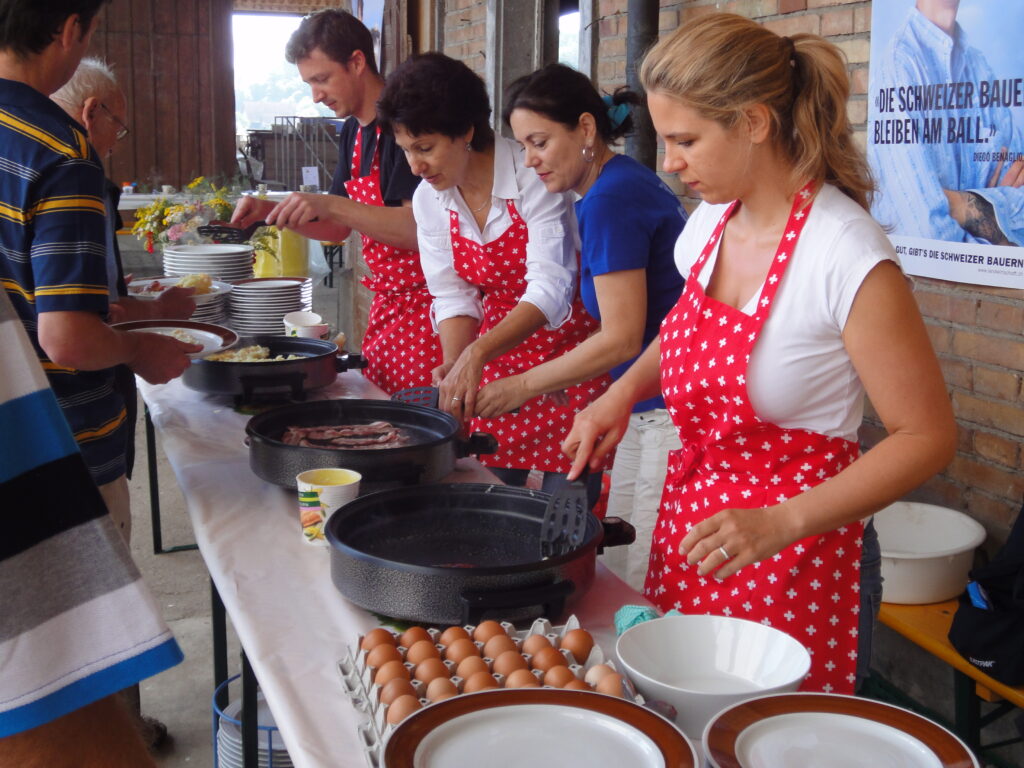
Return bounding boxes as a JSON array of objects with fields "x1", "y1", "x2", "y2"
[
  {"x1": 674, "y1": 184, "x2": 900, "y2": 441},
  {"x1": 412, "y1": 135, "x2": 577, "y2": 329}
]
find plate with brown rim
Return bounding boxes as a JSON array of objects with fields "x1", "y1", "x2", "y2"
[
  {"x1": 703, "y1": 693, "x2": 978, "y2": 768},
  {"x1": 383, "y1": 688, "x2": 697, "y2": 767}
]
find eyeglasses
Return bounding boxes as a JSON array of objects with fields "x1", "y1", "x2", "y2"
[{"x1": 100, "y1": 102, "x2": 130, "y2": 141}]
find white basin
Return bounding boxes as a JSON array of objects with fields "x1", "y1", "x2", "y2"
[{"x1": 874, "y1": 501, "x2": 986, "y2": 604}]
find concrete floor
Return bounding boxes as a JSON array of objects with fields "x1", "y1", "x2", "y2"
[{"x1": 128, "y1": 412, "x2": 239, "y2": 768}]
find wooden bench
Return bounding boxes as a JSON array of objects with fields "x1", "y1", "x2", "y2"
[{"x1": 879, "y1": 600, "x2": 1024, "y2": 752}]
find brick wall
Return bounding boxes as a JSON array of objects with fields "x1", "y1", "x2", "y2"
[
  {"x1": 439, "y1": 0, "x2": 1023, "y2": 547},
  {"x1": 442, "y1": 0, "x2": 488, "y2": 76}
]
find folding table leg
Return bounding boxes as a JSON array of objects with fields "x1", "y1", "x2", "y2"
[
  {"x1": 954, "y1": 668, "x2": 982, "y2": 750},
  {"x1": 145, "y1": 406, "x2": 197, "y2": 554}
]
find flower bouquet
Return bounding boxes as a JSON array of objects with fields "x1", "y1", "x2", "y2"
[{"x1": 131, "y1": 176, "x2": 236, "y2": 253}]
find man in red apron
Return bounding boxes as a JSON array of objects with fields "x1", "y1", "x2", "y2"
[{"x1": 231, "y1": 9, "x2": 442, "y2": 393}]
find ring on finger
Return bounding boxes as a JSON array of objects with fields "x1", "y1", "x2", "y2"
[
  {"x1": 718, "y1": 545, "x2": 731, "y2": 559},
  {"x1": 451, "y1": 396, "x2": 461, "y2": 402}
]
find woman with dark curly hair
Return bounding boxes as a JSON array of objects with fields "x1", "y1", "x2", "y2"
[
  {"x1": 377, "y1": 53, "x2": 610, "y2": 497},
  {"x1": 466, "y1": 63, "x2": 687, "y2": 589}
]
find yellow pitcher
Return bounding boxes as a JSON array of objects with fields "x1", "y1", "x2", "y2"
[{"x1": 253, "y1": 228, "x2": 310, "y2": 277}]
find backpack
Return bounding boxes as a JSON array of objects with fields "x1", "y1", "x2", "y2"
[{"x1": 948, "y1": 499, "x2": 1024, "y2": 686}]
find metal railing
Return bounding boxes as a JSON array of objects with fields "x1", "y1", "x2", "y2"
[{"x1": 243, "y1": 116, "x2": 343, "y2": 191}]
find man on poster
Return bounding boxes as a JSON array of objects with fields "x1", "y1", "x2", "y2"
[{"x1": 869, "y1": 0, "x2": 1024, "y2": 247}]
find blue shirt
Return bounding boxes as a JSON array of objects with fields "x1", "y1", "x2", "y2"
[
  {"x1": 575, "y1": 155, "x2": 687, "y2": 412},
  {"x1": 0, "y1": 78, "x2": 127, "y2": 485},
  {"x1": 868, "y1": 8, "x2": 1024, "y2": 245}
]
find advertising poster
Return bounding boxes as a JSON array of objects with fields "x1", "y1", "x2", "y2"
[{"x1": 867, "y1": 1, "x2": 1024, "y2": 289}]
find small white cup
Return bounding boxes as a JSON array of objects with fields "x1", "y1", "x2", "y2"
[
  {"x1": 284, "y1": 310, "x2": 329, "y2": 340},
  {"x1": 295, "y1": 468, "x2": 361, "y2": 545}
]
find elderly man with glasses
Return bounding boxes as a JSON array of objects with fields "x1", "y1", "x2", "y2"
[{"x1": 50, "y1": 57, "x2": 194, "y2": 753}]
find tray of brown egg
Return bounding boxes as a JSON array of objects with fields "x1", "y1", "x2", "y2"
[{"x1": 337, "y1": 615, "x2": 640, "y2": 767}]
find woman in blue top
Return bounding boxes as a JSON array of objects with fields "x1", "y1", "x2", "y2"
[{"x1": 476, "y1": 63, "x2": 687, "y2": 589}]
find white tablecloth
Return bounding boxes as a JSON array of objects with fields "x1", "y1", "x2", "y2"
[{"x1": 139, "y1": 373, "x2": 650, "y2": 768}]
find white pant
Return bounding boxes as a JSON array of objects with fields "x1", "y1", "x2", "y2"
[{"x1": 599, "y1": 409, "x2": 680, "y2": 591}]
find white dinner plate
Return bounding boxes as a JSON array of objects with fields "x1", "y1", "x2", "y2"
[
  {"x1": 384, "y1": 689, "x2": 697, "y2": 768},
  {"x1": 127, "y1": 276, "x2": 232, "y2": 300},
  {"x1": 735, "y1": 712, "x2": 942, "y2": 767},
  {"x1": 703, "y1": 693, "x2": 978, "y2": 768},
  {"x1": 112, "y1": 320, "x2": 238, "y2": 358}
]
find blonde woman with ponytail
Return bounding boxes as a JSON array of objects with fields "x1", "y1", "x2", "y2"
[{"x1": 563, "y1": 13, "x2": 956, "y2": 694}]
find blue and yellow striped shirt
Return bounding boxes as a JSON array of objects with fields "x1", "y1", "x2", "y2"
[{"x1": 0, "y1": 78, "x2": 126, "y2": 485}]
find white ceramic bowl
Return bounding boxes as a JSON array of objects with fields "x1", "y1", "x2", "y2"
[
  {"x1": 616, "y1": 615, "x2": 811, "y2": 740},
  {"x1": 874, "y1": 501, "x2": 986, "y2": 604}
]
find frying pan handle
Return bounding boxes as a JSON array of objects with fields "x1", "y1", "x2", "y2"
[
  {"x1": 240, "y1": 372, "x2": 307, "y2": 402},
  {"x1": 334, "y1": 352, "x2": 367, "y2": 372},
  {"x1": 597, "y1": 516, "x2": 636, "y2": 554},
  {"x1": 456, "y1": 431, "x2": 498, "y2": 458},
  {"x1": 458, "y1": 580, "x2": 574, "y2": 626}
]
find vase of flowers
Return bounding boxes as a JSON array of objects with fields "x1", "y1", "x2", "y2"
[{"x1": 131, "y1": 176, "x2": 236, "y2": 253}]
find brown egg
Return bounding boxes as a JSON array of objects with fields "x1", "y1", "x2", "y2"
[
  {"x1": 530, "y1": 645, "x2": 567, "y2": 672},
  {"x1": 564, "y1": 678, "x2": 592, "y2": 692},
  {"x1": 504, "y1": 668, "x2": 541, "y2": 688},
  {"x1": 584, "y1": 663, "x2": 615, "y2": 687},
  {"x1": 399, "y1": 626, "x2": 433, "y2": 648},
  {"x1": 439, "y1": 626, "x2": 471, "y2": 646},
  {"x1": 482, "y1": 633, "x2": 517, "y2": 660},
  {"x1": 462, "y1": 670, "x2": 499, "y2": 693},
  {"x1": 405, "y1": 639, "x2": 441, "y2": 665},
  {"x1": 595, "y1": 672, "x2": 625, "y2": 698},
  {"x1": 492, "y1": 649, "x2": 528, "y2": 678},
  {"x1": 425, "y1": 676, "x2": 459, "y2": 702},
  {"x1": 521, "y1": 633, "x2": 552, "y2": 656},
  {"x1": 456, "y1": 655, "x2": 490, "y2": 680},
  {"x1": 386, "y1": 694, "x2": 422, "y2": 725},
  {"x1": 413, "y1": 657, "x2": 450, "y2": 684},
  {"x1": 374, "y1": 659, "x2": 410, "y2": 686},
  {"x1": 360, "y1": 628, "x2": 397, "y2": 651},
  {"x1": 472, "y1": 620, "x2": 506, "y2": 644},
  {"x1": 365, "y1": 643, "x2": 403, "y2": 669},
  {"x1": 444, "y1": 637, "x2": 480, "y2": 664},
  {"x1": 560, "y1": 629, "x2": 595, "y2": 665},
  {"x1": 378, "y1": 677, "x2": 417, "y2": 706},
  {"x1": 543, "y1": 665, "x2": 578, "y2": 688}
]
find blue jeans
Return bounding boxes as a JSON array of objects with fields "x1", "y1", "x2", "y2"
[
  {"x1": 857, "y1": 518, "x2": 882, "y2": 690},
  {"x1": 488, "y1": 467, "x2": 604, "y2": 511}
]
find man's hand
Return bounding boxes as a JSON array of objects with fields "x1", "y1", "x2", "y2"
[
  {"x1": 125, "y1": 332, "x2": 201, "y2": 384},
  {"x1": 151, "y1": 286, "x2": 196, "y2": 320},
  {"x1": 230, "y1": 195, "x2": 275, "y2": 229},
  {"x1": 264, "y1": 192, "x2": 331, "y2": 230}
]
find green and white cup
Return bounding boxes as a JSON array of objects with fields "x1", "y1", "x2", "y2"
[{"x1": 295, "y1": 468, "x2": 361, "y2": 545}]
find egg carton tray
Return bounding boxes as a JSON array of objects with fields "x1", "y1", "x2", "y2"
[{"x1": 336, "y1": 614, "x2": 642, "y2": 768}]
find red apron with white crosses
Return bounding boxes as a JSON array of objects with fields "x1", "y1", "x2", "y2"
[
  {"x1": 644, "y1": 185, "x2": 864, "y2": 694},
  {"x1": 450, "y1": 199, "x2": 610, "y2": 472},
  {"x1": 344, "y1": 125, "x2": 442, "y2": 393}
]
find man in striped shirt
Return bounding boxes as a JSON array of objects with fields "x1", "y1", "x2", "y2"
[
  {"x1": 0, "y1": 0, "x2": 199, "y2": 533},
  {"x1": 0, "y1": 273, "x2": 182, "y2": 761}
]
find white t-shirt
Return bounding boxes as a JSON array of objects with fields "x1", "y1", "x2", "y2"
[
  {"x1": 413, "y1": 135, "x2": 577, "y2": 329},
  {"x1": 674, "y1": 184, "x2": 899, "y2": 441}
]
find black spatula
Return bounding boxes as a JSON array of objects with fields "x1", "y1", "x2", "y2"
[
  {"x1": 539, "y1": 466, "x2": 590, "y2": 559},
  {"x1": 196, "y1": 220, "x2": 266, "y2": 244}
]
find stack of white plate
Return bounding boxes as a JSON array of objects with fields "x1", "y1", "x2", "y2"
[
  {"x1": 228, "y1": 277, "x2": 313, "y2": 335},
  {"x1": 191, "y1": 282, "x2": 232, "y2": 325},
  {"x1": 216, "y1": 695, "x2": 293, "y2": 768},
  {"x1": 163, "y1": 244, "x2": 255, "y2": 282}
]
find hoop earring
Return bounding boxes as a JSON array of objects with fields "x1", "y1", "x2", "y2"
[{"x1": 581, "y1": 145, "x2": 595, "y2": 163}]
